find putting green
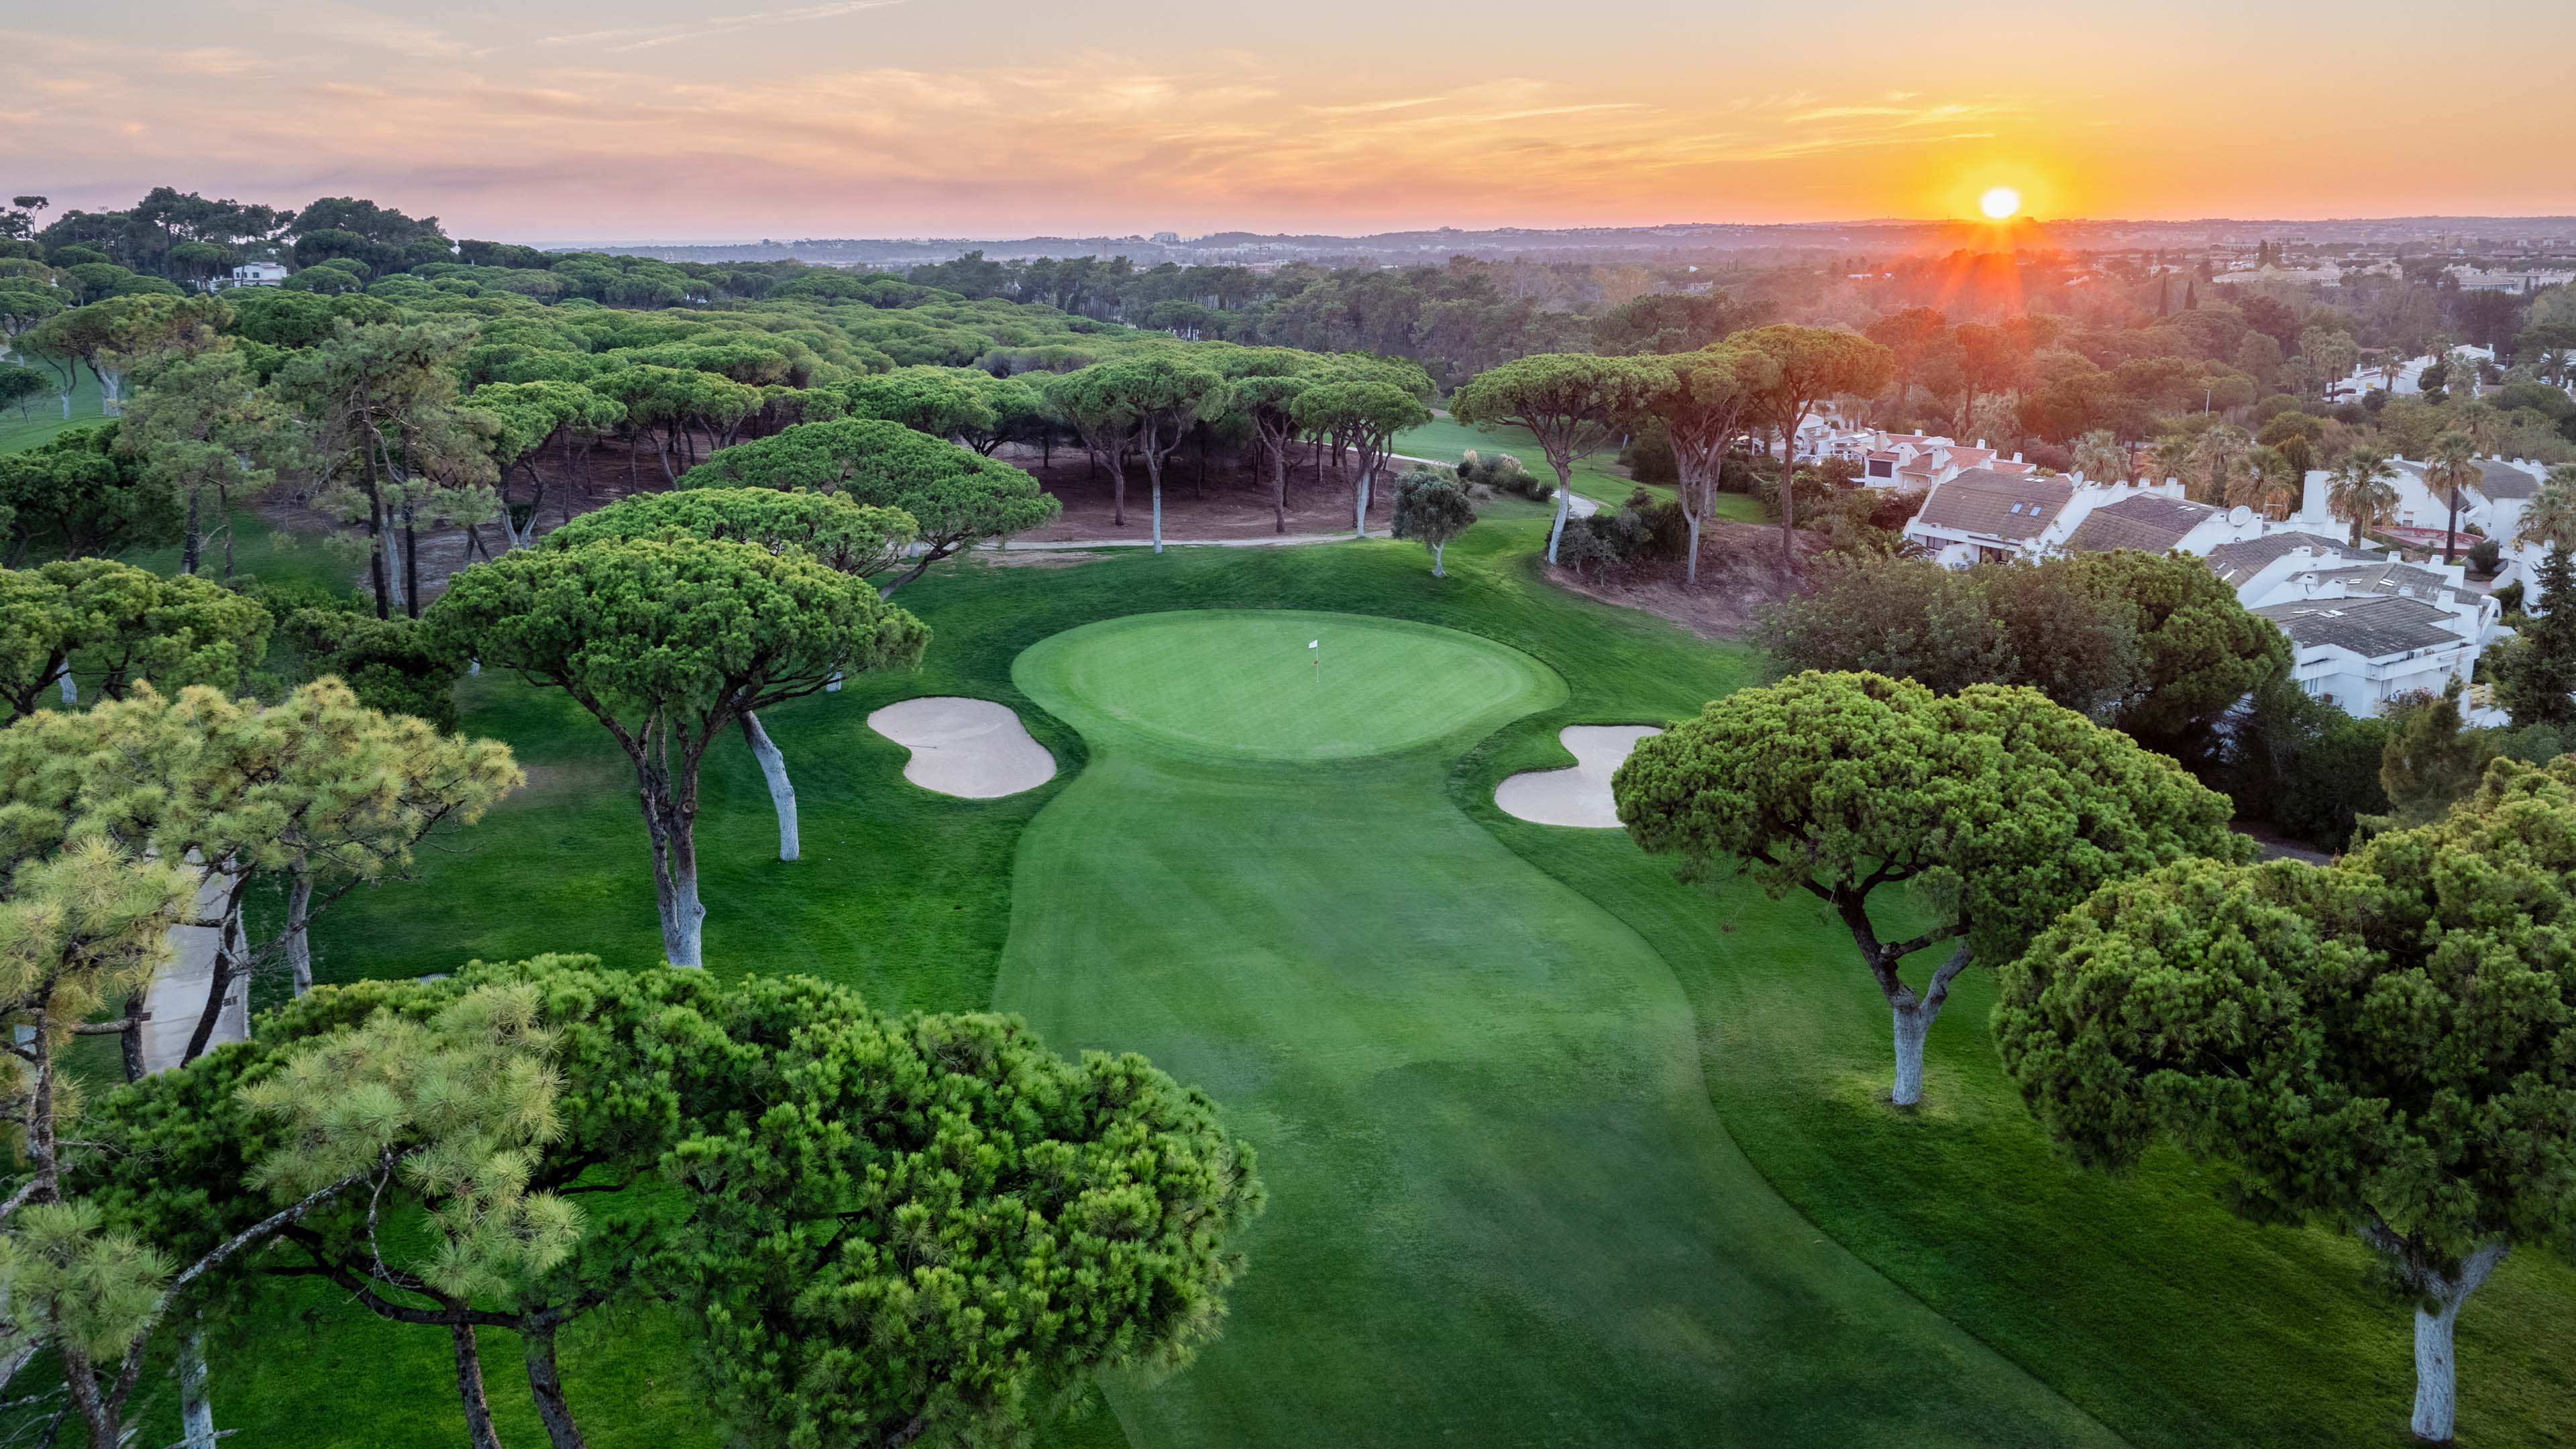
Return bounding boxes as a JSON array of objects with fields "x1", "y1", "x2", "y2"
[
  {"x1": 1000, "y1": 609, "x2": 2115, "y2": 1448},
  {"x1": 1011, "y1": 610, "x2": 1562, "y2": 762}
]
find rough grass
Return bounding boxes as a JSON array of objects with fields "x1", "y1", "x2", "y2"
[{"x1": 92, "y1": 500, "x2": 2576, "y2": 1446}]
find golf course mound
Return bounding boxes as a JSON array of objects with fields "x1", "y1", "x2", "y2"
[
  {"x1": 865, "y1": 696, "x2": 1056, "y2": 798},
  {"x1": 1495, "y1": 724, "x2": 1664, "y2": 827},
  {"x1": 1012, "y1": 609, "x2": 1562, "y2": 762}
]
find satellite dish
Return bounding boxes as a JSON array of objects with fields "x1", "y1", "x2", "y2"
[{"x1": 2228, "y1": 505, "x2": 2254, "y2": 525}]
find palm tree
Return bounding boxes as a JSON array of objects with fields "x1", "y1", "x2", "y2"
[
  {"x1": 2325, "y1": 450, "x2": 2401, "y2": 546},
  {"x1": 2514, "y1": 471, "x2": 2576, "y2": 556},
  {"x1": 2377, "y1": 350, "x2": 2406, "y2": 396},
  {"x1": 2072, "y1": 429, "x2": 2128, "y2": 482},
  {"x1": 2430, "y1": 429, "x2": 2480, "y2": 565},
  {"x1": 2187, "y1": 424, "x2": 2254, "y2": 506},
  {"x1": 2243, "y1": 445, "x2": 2304, "y2": 519},
  {"x1": 2147, "y1": 433, "x2": 2194, "y2": 488}
]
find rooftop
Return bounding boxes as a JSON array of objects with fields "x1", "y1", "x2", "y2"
[
  {"x1": 2202, "y1": 531, "x2": 2377, "y2": 584},
  {"x1": 2251, "y1": 595, "x2": 2465, "y2": 658},
  {"x1": 1913, "y1": 469, "x2": 2076, "y2": 542},
  {"x1": 2063, "y1": 494, "x2": 2218, "y2": 554}
]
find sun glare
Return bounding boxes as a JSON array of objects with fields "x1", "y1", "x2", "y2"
[{"x1": 1978, "y1": 186, "x2": 2022, "y2": 220}]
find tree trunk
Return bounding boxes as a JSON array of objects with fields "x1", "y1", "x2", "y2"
[
  {"x1": 1890, "y1": 1002, "x2": 1932, "y2": 1107},
  {"x1": 362, "y1": 481, "x2": 390, "y2": 620},
  {"x1": 1431, "y1": 540, "x2": 1446, "y2": 578},
  {"x1": 59, "y1": 1340, "x2": 115, "y2": 1449},
  {"x1": 182, "y1": 488, "x2": 203, "y2": 576},
  {"x1": 2410, "y1": 1240, "x2": 2508, "y2": 1443},
  {"x1": 182, "y1": 919, "x2": 239, "y2": 1065},
  {"x1": 285, "y1": 859, "x2": 315, "y2": 996},
  {"x1": 1353, "y1": 460, "x2": 1372, "y2": 538},
  {"x1": 1271, "y1": 443, "x2": 1288, "y2": 533},
  {"x1": 1543, "y1": 460, "x2": 1574, "y2": 564},
  {"x1": 118, "y1": 989, "x2": 144, "y2": 1083},
  {"x1": 179, "y1": 1328, "x2": 217, "y2": 1449},
  {"x1": 59, "y1": 671, "x2": 76, "y2": 706},
  {"x1": 402, "y1": 504, "x2": 422, "y2": 620},
  {"x1": 1683, "y1": 496, "x2": 1704, "y2": 589},
  {"x1": 1778, "y1": 420, "x2": 1800, "y2": 562},
  {"x1": 642, "y1": 790, "x2": 705, "y2": 968},
  {"x1": 451, "y1": 1322, "x2": 505, "y2": 1449},
  {"x1": 1109, "y1": 449, "x2": 1128, "y2": 527},
  {"x1": 2445, "y1": 486, "x2": 2462, "y2": 566},
  {"x1": 741, "y1": 712, "x2": 798, "y2": 863},
  {"x1": 523, "y1": 1321, "x2": 588, "y2": 1449}
]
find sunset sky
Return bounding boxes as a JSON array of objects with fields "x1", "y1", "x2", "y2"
[{"x1": 5, "y1": 0, "x2": 2572, "y2": 244}]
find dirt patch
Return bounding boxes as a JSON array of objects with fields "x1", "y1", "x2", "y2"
[
  {"x1": 1002, "y1": 440, "x2": 1399, "y2": 543},
  {"x1": 975, "y1": 549, "x2": 1111, "y2": 570},
  {"x1": 1546, "y1": 522, "x2": 1828, "y2": 641}
]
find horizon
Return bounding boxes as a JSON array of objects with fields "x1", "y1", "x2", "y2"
[{"x1": 9, "y1": 0, "x2": 2573, "y2": 244}]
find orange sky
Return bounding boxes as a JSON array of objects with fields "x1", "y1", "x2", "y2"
[{"x1": 5, "y1": 1, "x2": 2571, "y2": 243}]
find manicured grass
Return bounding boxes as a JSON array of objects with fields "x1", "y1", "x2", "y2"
[
  {"x1": 103, "y1": 499, "x2": 2576, "y2": 1446},
  {"x1": 1395, "y1": 415, "x2": 1644, "y2": 506},
  {"x1": 1397, "y1": 414, "x2": 1769, "y2": 523},
  {"x1": 0, "y1": 365, "x2": 107, "y2": 455},
  {"x1": 1000, "y1": 610, "x2": 2114, "y2": 1446},
  {"x1": 1014, "y1": 610, "x2": 1560, "y2": 761}
]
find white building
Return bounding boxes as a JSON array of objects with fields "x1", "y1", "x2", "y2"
[
  {"x1": 212, "y1": 262, "x2": 288, "y2": 290},
  {"x1": 1902, "y1": 470, "x2": 2502, "y2": 718}
]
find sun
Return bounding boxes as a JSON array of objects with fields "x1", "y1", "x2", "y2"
[{"x1": 1979, "y1": 186, "x2": 2023, "y2": 221}]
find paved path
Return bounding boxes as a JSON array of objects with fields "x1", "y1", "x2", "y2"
[{"x1": 140, "y1": 868, "x2": 248, "y2": 1075}]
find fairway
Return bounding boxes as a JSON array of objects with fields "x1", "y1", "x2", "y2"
[
  {"x1": 1000, "y1": 609, "x2": 2116, "y2": 1448},
  {"x1": 1012, "y1": 610, "x2": 1562, "y2": 761}
]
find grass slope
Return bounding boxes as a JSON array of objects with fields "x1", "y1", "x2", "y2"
[
  {"x1": 107, "y1": 502, "x2": 2576, "y2": 1446},
  {"x1": 0, "y1": 365, "x2": 107, "y2": 455},
  {"x1": 999, "y1": 610, "x2": 2113, "y2": 1447},
  {"x1": 1394, "y1": 414, "x2": 1766, "y2": 523}
]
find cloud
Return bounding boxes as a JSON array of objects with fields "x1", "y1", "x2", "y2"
[{"x1": 534, "y1": 0, "x2": 910, "y2": 55}]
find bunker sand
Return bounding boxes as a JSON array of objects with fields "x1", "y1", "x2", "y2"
[
  {"x1": 867, "y1": 696, "x2": 1056, "y2": 799},
  {"x1": 1495, "y1": 724, "x2": 1664, "y2": 828}
]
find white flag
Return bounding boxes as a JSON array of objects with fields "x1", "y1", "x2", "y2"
[{"x1": 1308, "y1": 640, "x2": 1320, "y2": 649}]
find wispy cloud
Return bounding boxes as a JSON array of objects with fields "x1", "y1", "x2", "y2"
[{"x1": 537, "y1": 0, "x2": 909, "y2": 54}]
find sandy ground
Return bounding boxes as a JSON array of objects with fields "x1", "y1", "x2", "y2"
[
  {"x1": 141, "y1": 868, "x2": 249, "y2": 1074},
  {"x1": 1494, "y1": 725, "x2": 1664, "y2": 828},
  {"x1": 867, "y1": 696, "x2": 1057, "y2": 799}
]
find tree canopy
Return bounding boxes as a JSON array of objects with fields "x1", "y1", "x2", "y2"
[
  {"x1": 1614, "y1": 670, "x2": 2247, "y2": 1106},
  {"x1": 678, "y1": 417, "x2": 1058, "y2": 591},
  {"x1": 429, "y1": 538, "x2": 926, "y2": 964},
  {"x1": 1998, "y1": 757, "x2": 2576, "y2": 1442}
]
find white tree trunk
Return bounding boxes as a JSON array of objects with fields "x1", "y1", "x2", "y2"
[
  {"x1": 179, "y1": 1328, "x2": 217, "y2": 1449},
  {"x1": 742, "y1": 712, "x2": 799, "y2": 862},
  {"x1": 57, "y1": 672, "x2": 75, "y2": 706},
  {"x1": 1544, "y1": 472, "x2": 1572, "y2": 564},
  {"x1": 1354, "y1": 465, "x2": 1371, "y2": 537},
  {"x1": 1431, "y1": 540, "x2": 1446, "y2": 578},
  {"x1": 2411, "y1": 1240, "x2": 2509, "y2": 1442},
  {"x1": 1890, "y1": 1004, "x2": 1931, "y2": 1106},
  {"x1": 284, "y1": 862, "x2": 315, "y2": 996},
  {"x1": 1151, "y1": 480, "x2": 1164, "y2": 555},
  {"x1": 1683, "y1": 505, "x2": 1704, "y2": 588}
]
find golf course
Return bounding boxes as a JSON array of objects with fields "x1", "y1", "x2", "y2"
[{"x1": 168, "y1": 502, "x2": 2576, "y2": 1447}]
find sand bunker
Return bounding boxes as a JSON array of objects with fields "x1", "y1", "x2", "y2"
[
  {"x1": 867, "y1": 696, "x2": 1056, "y2": 799},
  {"x1": 1495, "y1": 725, "x2": 1664, "y2": 828}
]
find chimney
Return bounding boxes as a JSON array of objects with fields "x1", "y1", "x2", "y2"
[{"x1": 2013, "y1": 452, "x2": 2024, "y2": 463}]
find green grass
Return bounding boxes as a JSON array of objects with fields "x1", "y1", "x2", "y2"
[
  {"x1": 0, "y1": 365, "x2": 107, "y2": 455},
  {"x1": 1397, "y1": 414, "x2": 1768, "y2": 522},
  {"x1": 101, "y1": 499, "x2": 2576, "y2": 1446},
  {"x1": 1014, "y1": 610, "x2": 1560, "y2": 761},
  {"x1": 998, "y1": 609, "x2": 2114, "y2": 1446}
]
